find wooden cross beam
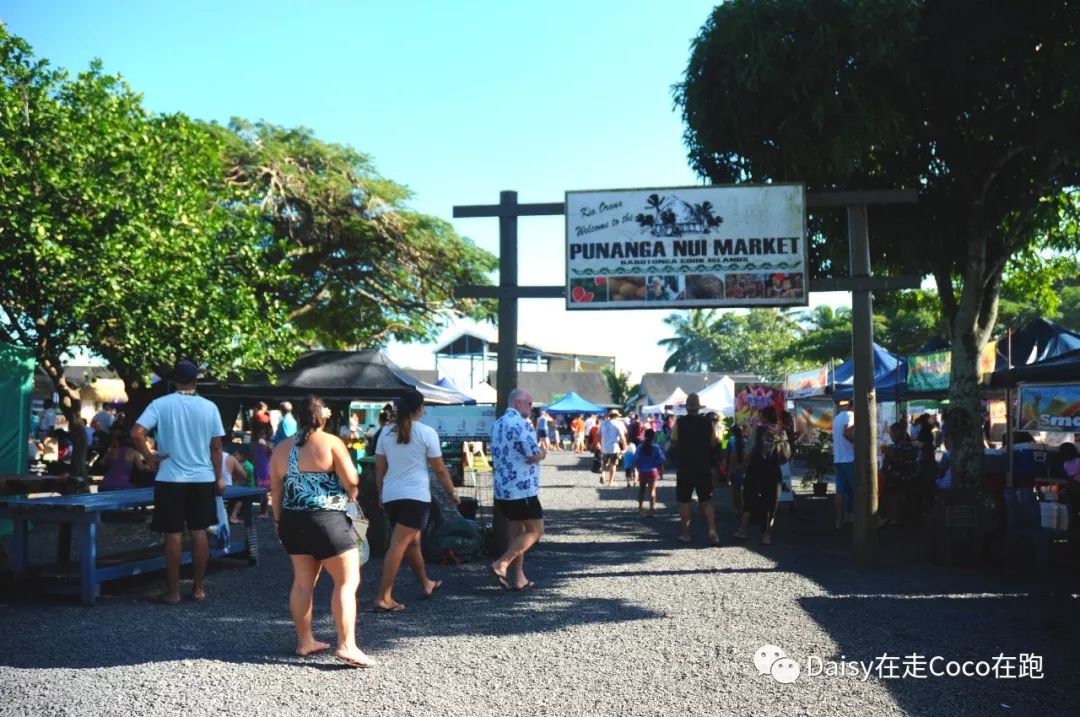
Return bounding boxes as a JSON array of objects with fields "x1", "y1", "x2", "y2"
[{"x1": 454, "y1": 187, "x2": 918, "y2": 566}]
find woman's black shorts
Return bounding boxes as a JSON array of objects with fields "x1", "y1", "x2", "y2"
[
  {"x1": 278, "y1": 509, "x2": 355, "y2": 561},
  {"x1": 382, "y1": 499, "x2": 431, "y2": 530},
  {"x1": 495, "y1": 495, "x2": 544, "y2": 522}
]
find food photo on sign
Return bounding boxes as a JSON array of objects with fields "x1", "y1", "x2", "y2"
[{"x1": 734, "y1": 384, "x2": 786, "y2": 426}]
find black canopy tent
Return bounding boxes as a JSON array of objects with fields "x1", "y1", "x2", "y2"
[
  {"x1": 990, "y1": 347, "x2": 1080, "y2": 388},
  {"x1": 198, "y1": 350, "x2": 470, "y2": 431}
]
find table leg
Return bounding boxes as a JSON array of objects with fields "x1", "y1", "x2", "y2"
[
  {"x1": 77, "y1": 521, "x2": 99, "y2": 606},
  {"x1": 12, "y1": 518, "x2": 28, "y2": 577},
  {"x1": 245, "y1": 499, "x2": 258, "y2": 566},
  {"x1": 58, "y1": 522, "x2": 72, "y2": 564}
]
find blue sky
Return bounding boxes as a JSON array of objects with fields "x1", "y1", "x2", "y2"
[{"x1": 5, "y1": 1, "x2": 848, "y2": 385}]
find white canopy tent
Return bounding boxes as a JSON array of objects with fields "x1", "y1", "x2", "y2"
[
  {"x1": 641, "y1": 387, "x2": 688, "y2": 416},
  {"x1": 697, "y1": 375, "x2": 736, "y2": 417},
  {"x1": 466, "y1": 382, "x2": 498, "y2": 404}
]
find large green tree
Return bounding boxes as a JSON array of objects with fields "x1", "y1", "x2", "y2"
[
  {"x1": 214, "y1": 120, "x2": 497, "y2": 349},
  {"x1": 677, "y1": 1, "x2": 1080, "y2": 487},
  {"x1": 660, "y1": 308, "x2": 801, "y2": 380},
  {"x1": 0, "y1": 27, "x2": 297, "y2": 476}
]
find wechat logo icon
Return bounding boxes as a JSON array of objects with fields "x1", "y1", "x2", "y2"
[{"x1": 753, "y1": 644, "x2": 801, "y2": 684}]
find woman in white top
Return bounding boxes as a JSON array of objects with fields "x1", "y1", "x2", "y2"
[{"x1": 374, "y1": 389, "x2": 460, "y2": 612}]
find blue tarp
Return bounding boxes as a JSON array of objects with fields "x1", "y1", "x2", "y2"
[
  {"x1": 436, "y1": 377, "x2": 476, "y2": 405},
  {"x1": 830, "y1": 343, "x2": 907, "y2": 402},
  {"x1": 545, "y1": 391, "x2": 605, "y2": 415}
]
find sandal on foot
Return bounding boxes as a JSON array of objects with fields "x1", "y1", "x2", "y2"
[
  {"x1": 488, "y1": 564, "x2": 509, "y2": 590},
  {"x1": 512, "y1": 581, "x2": 535, "y2": 592},
  {"x1": 422, "y1": 580, "x2": 443, "y2": 599},
  {"x1": 372, "y1": 603, "x2": 405, "y2": 614}
]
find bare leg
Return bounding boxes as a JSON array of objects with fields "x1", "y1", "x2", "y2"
[
  {"x1": 677, "y1": 502, "x2": 693, "y2": 541},
  {"x1": 734, "y1": 511, "x2": 751, "y2": 538},
  {"x1": 190, "y1": 529, "x2": 209, "y2": 599},
  {"x1": 161, "y1": 532, "x2": 183, "y2": 602},
  {"x1": 375, "y1": 524, "x2": 419, "y2": 609},
  {"x1": 492, "y1": 519, "x2": 543, "y2": 589},
  {"x1": 322, "y1": 548, "x2": 373, "y2": 665},
  {"x1": 289, "y1": 555, "x2": 329, "y2": 655},
  {"x1": 403, "y1": 534, "x2": 437, "y2": 595},
  {"x1": 701, "y1": 501, "x2": 719, "y2": 543},
  {"x1": 649, "y1": 481, "x2": 657, "y2": 514}
]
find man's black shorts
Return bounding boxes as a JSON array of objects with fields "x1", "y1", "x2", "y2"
[
  {"x1": 675, "y1": 471, "x2": 713, "y2": 503},
  {"x1": 382, "y1": 499, "x2": 432, "y2": 530},
  {"x1": 151, "y1": 481, "x2": 217, "y2": 533},
  {"x1": 495, "y1": 495, "x2": 544, "y2": 522}
]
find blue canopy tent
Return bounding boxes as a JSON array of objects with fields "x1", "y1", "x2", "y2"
[
  {"x1": 830, "y1": 343, "x2": 907, "y2": 402},
  {"x1": 994, "y1": 318, "x2": 1080, "y2": 372},
  {"x1": 436, "y1": 377, "x2": 477, "y2": 405},
  {"x1": 990, "y1": 347, "x2": 1080, "y2": 387},
  {"x1": 545, "y1": 391, "x2": 605, "y2": 414}
]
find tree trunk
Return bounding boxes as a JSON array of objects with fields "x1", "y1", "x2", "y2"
[{"x1": 40, "y1": 356, "x2": 88, "y2": 486}]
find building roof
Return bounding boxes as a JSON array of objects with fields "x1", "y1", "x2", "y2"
[
  {"x1": 635, "y1": 372, "x2": 761, "y2": 406},
  {"x1": 435, "y1": 331, "x2": 613, "y2": 365},
  {"x1": 485, "y1": 370, "x2": 614, "y2": 407}
]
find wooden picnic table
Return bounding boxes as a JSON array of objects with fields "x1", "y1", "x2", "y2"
[
  {"x1": 0, "y1": 474, "x2": 77, "y2": 497},
  {"x1": 0, "y1": 485, "x2": 267, "y2": 605}
]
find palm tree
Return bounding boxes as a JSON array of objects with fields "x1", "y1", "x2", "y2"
[
  {"x1": 658, "y1": 309, "x2": 719, "y2": 371},
  {"x1": 602, "y1": 367, "x2": 638, "y2": 411}
]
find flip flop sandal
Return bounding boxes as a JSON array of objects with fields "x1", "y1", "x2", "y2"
[
  {"x1": 512, "y1": 581, "x2": 536, "y2": 592},
  {"x1": 372, "y1": 603, "x2": 405, "y2": 613},
  {"x1": 422, "y1": 581, "x2": 443, "y2": 599},
  {"x1": 488, "y1": 565, "x2": 509, "y2": 589}
]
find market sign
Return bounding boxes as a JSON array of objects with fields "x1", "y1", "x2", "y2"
[
  {"x1": 1017, "y1": 384, "x2": 1080, "y2": 432},
  {"x1": 794, "y1": 401, "x2": 834, "y2": 442},
  {"x1": 906, "y1": 344, "x2": 998, "y2": 392},
  {"x1": 785, "y1": 366, "x2": 828, "y2": 399},
  {"x1": 734, "y1": 385, "x2": 786, "y2": 425},
  {"x1": 565, "y1": 184, "x2": 807, "y2": 310}
]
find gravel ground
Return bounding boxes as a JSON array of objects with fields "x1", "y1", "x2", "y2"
[{"x1": 1, "y1": 451, "x2": 1078, "y2": 717}]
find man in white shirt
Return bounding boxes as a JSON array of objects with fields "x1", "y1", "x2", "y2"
[
  {"x1": 132, "y1": 360, "x2": 225, "y2": 604},
  {"x1": 599, "y1": 409, "x2": 628, "y2": 487},
  {"x1": 832, "y1": 399, "x2": 856, "y2": 530}
]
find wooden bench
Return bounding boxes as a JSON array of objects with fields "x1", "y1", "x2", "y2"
[{"x1": 0, "y1": 485, "x2": 267, "y2": 605}]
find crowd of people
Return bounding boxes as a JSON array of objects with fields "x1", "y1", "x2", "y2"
[{"x1": 29, "y1": 360, "x2": 1079, "y2": 672}]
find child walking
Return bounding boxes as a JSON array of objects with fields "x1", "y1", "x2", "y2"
[
  {"x1": 633, "y1": 429, "x2": 666, "y2": 516},
  {"x1": 622, "y1": 441, "x2": 637, "y2": 488}
]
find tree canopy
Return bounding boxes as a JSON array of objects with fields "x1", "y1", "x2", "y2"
[
  {"x1": 676, "y1": 0, "x2": 1080, "y2": 486},
  {"x1": 215, "y1": 120, "x2": 497, "y2": 349}
]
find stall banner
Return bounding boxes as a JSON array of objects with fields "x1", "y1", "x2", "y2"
[
  {"x1": 1017, "y1": 384, "x2": 1080, "y2": 432},
  {"x1": 734, "y1": 385, "x2": 785, "y2": 426},
  {"x1": 419, "y1": 405, "x2": 498, "y2": 439},
  {"x1": 785, "y1": 366, "x2": 828, "y2": 399},
  {"x1": 794, "y1": 402, "x2": 834, "y2": 444},
  {"x1": 906, "y1": 344, "x2": 998, "y2": 392},
  {"x1": 565, "y1": 184, "x2": 807, "y2": 310},
  {"x1": 906, "y1": 351, "x2": 950, "y2": 392}
]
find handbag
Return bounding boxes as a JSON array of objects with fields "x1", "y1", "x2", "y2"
[{"x1": 345, "y1": 501, "x2": 369, "y2": 544}]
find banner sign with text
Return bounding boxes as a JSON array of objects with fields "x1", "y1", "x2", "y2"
[
  {"x1": 785, "y1": 366, "x2": 829, "y2": 399},
  {"x1": 794, "y1": 401, "x2": 834, "y2": 444},
  {"x1": 419, "y1": 405, "x2": 497, "y2": 440},
  {"x1": 565, "y1": 184, "x2": 807, "y2": 309},
  {"x1": 1017, "y1": 384, "x2": 1080, "y2": 432}
]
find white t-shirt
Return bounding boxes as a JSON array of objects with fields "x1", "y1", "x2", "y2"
[
  {"x1": 135, "y1": 393, "x2": 225, "y2": 483},
  {"x1": 376, "y1": 420, "x2": 443, "y2": 503},
  {"x1": 832, "y1": 409, "x2": 855, "y2": 464},
  {"x1": 600, "y1": 419, "x2": 626, "y2": 454}
]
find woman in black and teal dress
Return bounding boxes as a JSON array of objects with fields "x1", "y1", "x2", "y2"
[{"x1": 270, "y1": 394, "x2": 374, "y2": 668}]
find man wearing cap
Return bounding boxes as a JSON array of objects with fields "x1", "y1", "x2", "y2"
[
  {"x1": 669, "y1": 392, "x2": 720, "y2": 544},
  {"x1": 272, "y1": 400, "x2": 297, "y2": 447},
  {"x1": 131, "y1": 360, "x2": 226, "y2": 604},
  {"x1": 599, "y1": 409, "x2": 627, "y2": 487}
]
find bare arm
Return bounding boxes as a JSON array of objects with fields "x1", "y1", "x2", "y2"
[
  {"x1": 130, "y1": 424, "x2": 165, "y2": 468},
  {"x1": 374, "y1": 454, "x2": 387, "y2": 507},
  {"x1": 210, "y1": 437, "x2": 224, "y2": 495},
  {"x1": 843, "y1": 423, "x2": 855, "y2": 443},
  {"x1": 331, "y1": 437, "x2": 359, "y2": 502},
  {"x1": 428, "y1": 456, "x2": 460, "y2": 504},
  {"x1": 226, "y1": 455, "x2": 247, "y2": 486},
  {"x1": 269, "y1": 442, "x2": 287, "y2": 524}
]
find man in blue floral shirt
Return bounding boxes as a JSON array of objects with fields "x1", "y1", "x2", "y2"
[{"x1": 489, "y1": 388, "x2": 546, "y2": 591}]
